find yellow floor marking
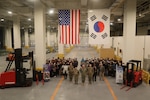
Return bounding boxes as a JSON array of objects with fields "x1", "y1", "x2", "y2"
[
  {"x1": 104, "y1": 77, "x2": 118, "y2": 100},
  {"x1": 50, "y1": 77, "x2": 64, "y2": 100}
]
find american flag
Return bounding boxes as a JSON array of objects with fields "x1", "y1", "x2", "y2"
[{"x1": 58, "y1": 9, "x2": 80, "y2": 44}]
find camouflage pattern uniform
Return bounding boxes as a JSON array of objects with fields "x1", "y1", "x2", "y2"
[
  {"x1": 99, "y1": 62, "x2": 105, "y2": 81},
  {"x1": 80, "y1": 64, "x2": 87, "y2": 84},
  {"x1": 68, "y1": 63, "x2": 74, "y2": 82},
  {"x1": 74, "y1": 67, "x2": 79, "y2": 84},
  {"x1": 87, "y1": 64, "x2": 94, "y2": 84}
]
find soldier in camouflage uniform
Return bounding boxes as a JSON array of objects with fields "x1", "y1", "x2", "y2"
[
  {"x1": 99, "y1": 62, "x2": 105, "y2": 81},
  {"x1": 80, "y1": 64, "x2": 87, "y2": 85},
  {"x1": 74, "y1": 67, "x2": 79, "y2": 84},
  {"x1": 87, "y1": 64, "x2": 94, "y2": 84},
  {"x1": 68, "y1": 63, "x2": 74, "y2": 82}
]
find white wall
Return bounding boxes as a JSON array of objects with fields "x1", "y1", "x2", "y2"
[
  {"x1": 111, "y1": 37, "x2": 124, "y2": 57},
  {"x1": 112, "y1": 35, "x2": 150, "y2": 63},
  {"x1": 134, "y1": 36, "x2": 144, "y2": 61},
  {"x1": 145, "y1": 36, "x2": 150, "y2": 59}
]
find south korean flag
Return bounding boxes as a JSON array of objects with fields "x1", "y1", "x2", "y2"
[{"x1": 88, "y1": 9, "x2": 110, "y2": 44}]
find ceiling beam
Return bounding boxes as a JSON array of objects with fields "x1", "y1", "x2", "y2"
[{"x1": 110, "y1": 0, "x2": 125, "y2": 12}]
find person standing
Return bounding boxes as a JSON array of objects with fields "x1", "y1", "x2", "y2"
[
  {"x1": 68, "y1": 63, "x2": 74, "y2": 82},
  {"x1": 99, "y1": 62, "x2": 105, "y2": 81},
  {"x1": 74, "y1": 67, "x2": 79, "y2": 84},
  {"x1": 80, "y1": 64, "x2": 87, "y2": 85},
  {"x1": 73, "y1": 58, "x2": 78, "y2": 68},
  {"x1": 62, "y1": 64, "x2": 69, "y2": 79},
  {"x1": 93, "y1": 65, "x2": 97, "y2": 82},
  {"x1": 87, "y1": 64, "x2": 94, "y2": 84}
]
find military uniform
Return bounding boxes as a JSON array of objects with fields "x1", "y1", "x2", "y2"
[
  {"x1": 80, "y1": 65, "x2": 87, "y2": 84},
  {"x1": 74, "y1": 67, "x2": 79, "y2": 84},
  {"x1": 68, "y1": 64, "x2": 74, "y2": 82},
  {"x1": 87, "y1": 65, "x2": 94, "y2": 84},
  {"x1": 93, "y1": 66, "x2": 97, "y2": 82},
  {"x1": 99, "y1": 63, "x2": 105, "y2": 81}
]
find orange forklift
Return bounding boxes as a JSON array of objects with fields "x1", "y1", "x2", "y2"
[{"x1": 121, "y1": 60, "x2": 142, "y2": 91}]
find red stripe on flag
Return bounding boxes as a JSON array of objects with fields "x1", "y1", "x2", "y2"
[
  {"x1": 72, "y1": 10, "x2": 74, "y2": 44},
  {"x1": 78, "y1": 10, "x2": 80, "y2": 44},
  {"x1": 65, "y1": 26, "x2": 67, "y2": 44},
  {"x1": 66, "y1": 26, "x2": 69, "y2": 44},
  {"x1": 73, "y1": 10, "x2": 76, "y2": 44},
  {"x1": 62, "y1": 25, "x2": 65, "y2": 44},
  {"x1": 68, "y1": 26, "x2": 70, "y2": 44},
  {"x1": 74, "y1": 10, "x2": 77, "y2": 44},
  {"x1": 61, "y1": 26, "x2": 63, "y2": 44}
]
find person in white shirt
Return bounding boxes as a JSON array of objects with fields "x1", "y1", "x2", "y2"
[{"x1": 62, "y1": 64, "x2": 69, "y2": 79}]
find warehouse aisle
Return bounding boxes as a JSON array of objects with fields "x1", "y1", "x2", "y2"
[
  {"x1": 53, "y1": 46, "x2": 150, "y2": 100},
  {"x1": 54, "y1": 46, "x2": 113, "y2": 100},
  {"x1": 0, "y1": 46, "x2": 150, "y2": 100}
]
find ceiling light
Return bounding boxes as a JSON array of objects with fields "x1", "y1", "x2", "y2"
[
  {"x1": 1, "y1": 18, "x2": 4, "y2": 22},
  {"x1": 49, "y1": 9, "x2": 54, "y2": 14},
  {"x1": 28, "y1": 18, "x2": 31, "y2": 21},
  {"x1": 117, "y1": 18, "x2": 121, "y2": 22},
  {"x1": 110, "y1": 22, "x2": 114, "y2": 25},
  {"x1": 138, "y1": 13, "x2": 142, "y2": 17},
  {"x1": 8, "y1": 11, "x2": 12, "y2": 14},
  {"x1": 48, "y1": 25, "x2": 50, "y2": 28}
]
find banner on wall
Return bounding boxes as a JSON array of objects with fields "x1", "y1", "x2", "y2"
[{"x1": 88, "y1": 9, "x2": 110, "y2": 44}]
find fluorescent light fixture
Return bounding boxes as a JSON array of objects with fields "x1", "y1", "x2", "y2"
[
  {"x1": 117, "y1": 18, "x2": 121, "y2": 21},
  {"x1": 110, "y1": 22, "x2": 114, "y2": 25},
  {"x1": 1, "y1": 18, "x2": 4, "y2": 22},
  {"x1": 48, "y1": 25, "x2": 50, "y2": 28},
  {"x1": 49, "y1": 9, "x2": 54, "y2": 14},
  {"x1": 8, "y1": 11, "x2": 12, "y2": 14},
  {"x1": 138, "y1": 13, "x2": 142, "y2": 17},
  {"x1": 28, "y1": 18, "x2": 31, "y2": 21}
]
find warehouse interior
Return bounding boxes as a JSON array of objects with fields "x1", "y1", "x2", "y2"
[{"x1": 0, "y1": 0, "x2": 150, "y2": 100}]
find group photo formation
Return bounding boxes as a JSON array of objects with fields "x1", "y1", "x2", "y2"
[
  {"x1": 43, "y1": 57, "x2": 122, "y2": 85},
  {"x1": 0, "y1": 0, "x2": 150, "y2": 100}
]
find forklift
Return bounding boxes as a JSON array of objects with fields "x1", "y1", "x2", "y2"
[
  {"x1": 0, "y1": 48, "x2": 33, "y2": 89},
  {"x1": 121, "y1": 60, "x2": 142, "y2": 91},
  {"x1": 127, "y1": 60, "x2": 142, "y2": 86}
]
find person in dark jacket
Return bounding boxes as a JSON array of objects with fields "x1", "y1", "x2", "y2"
[
  {"x1": 73, "y1": 58, "x2": 78, "y2": 68},
  {"x1": 93, "y1": 65, "x2": 97, "y2": 82}
]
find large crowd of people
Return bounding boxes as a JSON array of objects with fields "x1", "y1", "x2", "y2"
[{"x1": 43, "y1": 57, "x2": 122, "y2": 85}]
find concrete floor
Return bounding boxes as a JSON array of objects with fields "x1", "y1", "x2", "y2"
[{"x1": 0, "y1": 46, "x2": 150, "y2": 100}]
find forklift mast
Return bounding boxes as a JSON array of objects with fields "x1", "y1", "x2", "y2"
[
  {"x1": 15, "y1": 49, "x2": 25, "y2": 86},
  {"x1": 129, "y1": 60, "x2": 142, "y2": 71}
]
